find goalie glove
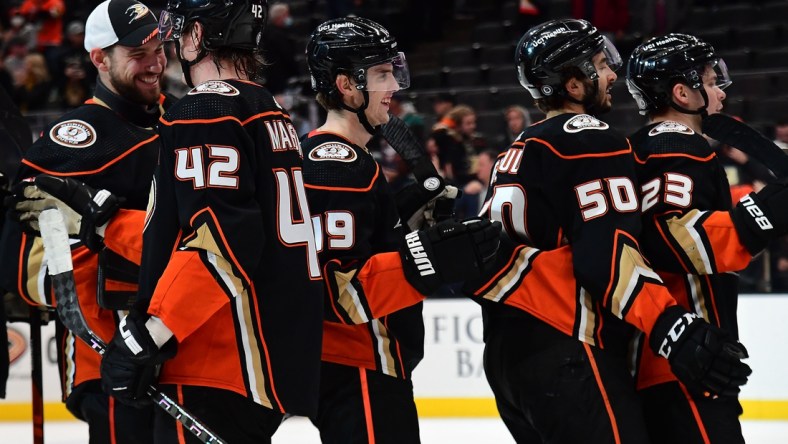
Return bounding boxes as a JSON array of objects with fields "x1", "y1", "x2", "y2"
[
  {"x1": 400, "y1": 218, "x2": 502, "y2": 295},
  {"x1": 650, "y1": 306, "x2": 751, "y2": 398},
  {"x1": 729, "y1": 180, "x2": 788, "y2": 255},
  {"x1": 6, "y1": 178, "x2": 82, "y2": 235},
  {"x1": 36, "y1": 175, "x2": 122, "y2": 251},
  {"x1": 101, "y1": 314, "x2": 176, "y2": 408}
]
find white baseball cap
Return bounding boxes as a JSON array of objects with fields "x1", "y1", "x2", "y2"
[{"x1": 84, "y1": 0, "x2": 159, "y2": 52}]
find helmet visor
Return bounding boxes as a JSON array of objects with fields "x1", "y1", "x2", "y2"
[
  {"x1": 363, "y1": 52, "x2": 410, "y2": 91},
  {"x1": 601, "y1": 36, "x2": 623, "y2": 72},
  {"x1": 708, "y1": 58, "x2": 732, "y2": 90},
  {"x1": 158, "y1": 10, "x2": 186, "y2": 41}
]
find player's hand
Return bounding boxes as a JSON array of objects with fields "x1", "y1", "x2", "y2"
[
  {"x1": 400, "y1": 218, "x2": 502, "y2": 295},
  {"x1": 100, "y1": 315, "x2": 176, "y2": 408},
  {"x1": 5, "y1": 179, "x2": 82, "y2": 235},
  {"x1": 396, "y1": 158, "x2": 457, "y2": 230},
  {"x1": 34, "y1": 175, "x2": 122, "y2": 251},
  {"x1": 650, "y1": 306, "x2": 751, "y2": 398},
  {"x1": 730, "y1": 180, "x2": 788, "y2": 254}
]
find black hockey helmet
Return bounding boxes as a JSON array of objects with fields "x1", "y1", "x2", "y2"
[
  {"x1": 158, "y1": 0, "x2": 267, "y2": 51},
  {"x1": 626, "y1": 33, "x2": 731, "y2": 115},
  {"x1": 515, "y1": 18, "x2": 621, "y2": 99},
  {"x1": 306, "y1": 17, "x2": 410, "y2": 94}
]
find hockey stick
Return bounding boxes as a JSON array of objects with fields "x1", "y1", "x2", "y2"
[
  {"x1": 703, "y1": 113, "x2": 788, "y2": 177},
  {"x1": 38, "y1": 209, "x2": 226, "y2": 444}
]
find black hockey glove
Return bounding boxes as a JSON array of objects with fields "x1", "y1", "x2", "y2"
[
  {"x1": 101, "y1": 314, "x2": 176, "y2": 408},
  {"x1": 35, "y1": 175, "x2": 122, "y2": 251},
  {"x1": 395, "y1": 159, "x2": 460, "y2": 230},
  {"x1": 650, "y1": 306, "x2": 751, "y2": 398},
  {"x1": 400, "y1": 218, "x2": 502, "y2": 295},
  {"x1": 729, "y1": 180, "x2": 788, "y2": 255}
]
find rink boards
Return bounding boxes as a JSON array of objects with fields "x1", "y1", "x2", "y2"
[{"x1": 2, "y1": 295, "x2": 787, "y2": 421}]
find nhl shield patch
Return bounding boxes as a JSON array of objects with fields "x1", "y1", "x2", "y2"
[
  {"x1": 563, "y1": 114, "x2": 609, "y2": 133},
  {"x1": 49, "y1": 119, "x2": 97, "y2": 148},
  {"x1": 188, "y1": 80, "x2": 240, "y2": 96},
  {"x1": 648, "y1": 121, "x2": 695, "y2": 136},
  {"x1": 309, "y1": 142, "x2": 357, "y2": 162}
]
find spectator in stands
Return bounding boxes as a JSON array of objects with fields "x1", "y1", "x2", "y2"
[
  {"x1": 433, "y1": 104, "x2": 486, "y2": 186},
  {"x1": 431, "y1": 91, "x2": 455, "y2": 120},
  {"x1": 455, "y1": 148, "x2": 497, "y2": 219},
  {"x1": 3, "y1": 11, "x2": 38, "y2": 50},
  {"x1": 3, "y1": 37, "x2": 31, "y2": 90},
  {"x1": 773, "y1": 117, "x2": 788, "y2": 151},
  {"x1": 12, "y1": 52, "x2": 54, "y2": 112},
  {"x1": 53, "y1": 20, "x2": 96, "y2": 108},
  {"x1": 260, "y1": 2, "x2": 297, "y2": 95},
  {"x1": 390, "y1": 93, "x2": 426, "y2": 142},
  {"x1": 504, "y1": 104, "x2": 532, "y2": 144},
  {"x1": 18, "y1": 0, "x2": 65, "y2": 74}
]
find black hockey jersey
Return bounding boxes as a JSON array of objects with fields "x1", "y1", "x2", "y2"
[
  {"x1": 302, "y1": 130, "x2": 425, "y2": 379},
  {"x1": 141, "y1": 79, "x2": 323, "y2": 416},
  {"x1": 469, "y1": 113, "x2": 680, "y2": 354},
  {"x1": 0, "y1": 86, "x2": 168, "y2": 398},
  {"x1": 630, "y1": 120, "x2": 751, "y2": 389}
]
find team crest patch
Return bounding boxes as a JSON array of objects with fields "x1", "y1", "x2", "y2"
[
  {"x1": 49, "y1": 120, "x2": 96, "y2": 148},
  {"x1": 309, "y1": 142, "x2": 357, "y2": 162},
  {"x1": 649, "y1": 121, "x2": 695, "y2": 136},
  {"x1": 563, "y1": 114, "x2": 609, "y2": 133},
  {"x1": 188, "y1": 80, "x2": 240, "y2": 96}
]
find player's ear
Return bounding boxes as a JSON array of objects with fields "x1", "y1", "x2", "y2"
[
  {"x1": 564, "y1": 77, "x2": 583, "y2": 100},
  {"x1": 672, "y1": 82, "x2": 691, "y2": 107},
  {"x1": 335, "y1": 74, "x2": 354, "y2": 98},
  {"x1": 90, "y1": 48, "x2": 109, "y2": 72}
]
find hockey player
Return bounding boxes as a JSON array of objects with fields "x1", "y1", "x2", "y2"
[
  {"x1": 303, "y1": 17, "x2": 501, "y2": 443},
  {"x1": 75, "y1": 0, "x2": 326, "y2": 442},
  {"x1": 465, "y1": 19, "x2": 752, "y2": 442},
  {"x1": 626, "y1": 33, "x2": 788, "y2": 443},
  {"x1": 0, "y1": 0, "x2": 169, "y2": 442}
]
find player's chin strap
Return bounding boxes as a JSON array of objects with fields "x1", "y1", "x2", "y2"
[
  {"x1": 339, "y1": 90, "x2": 380, "y2": 135},
  {"x1": 174, "y1": 40, "x2": 208, "y2": 89},
  {"x1": 670, "y1": 87, "x2": 709, "y2": 117}
]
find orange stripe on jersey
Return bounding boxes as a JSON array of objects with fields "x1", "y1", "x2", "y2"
[
  {"x1": 103, "y1": 279, "x2": 138, "y2": 293},
  {"x1": 584, "y1": 343, "x2": 621, "y2": 444},
  {"x1": 634, "y1": 151, "x2": 716, "y2": 165},
  {"x1": 528, "y1": 137, "x2": 632, "y2": 160},
  {"x1": 360, "y1": 368, "x2": 376, "y2": 444},
  {"x1": 188, "y1": 208, "x2": 253, "y2": 285},
  {"x1": 680, "y1": 383, "x2": 711, "y2": 444},
  {"x1": 654, "y1": 210, "x2": 694, "y2": 274},
  {"x1": 21, "y1": 135, "x2": 159, "y2": 177},
  {"x1": 304, "y1": 162, "x2": 380, "y2": 193},
  {"x1": 109, "y1": 397, "x2": 116, "y2": 444},
  {"x1": 383, "y1": 315, "x2": 407, "y2": 378},
  {"x1": 16, "y1": 232, "x2": 37, "y2": 307},
  {"x1": 160, "y1": 111, "x2": 288, "y2": 126},
  {"x1": 322, "y1": 259, "x2": 349, "y2": 322},
  {"x1": 176, "y1": 385, "x2": 186, "y2": 444}
]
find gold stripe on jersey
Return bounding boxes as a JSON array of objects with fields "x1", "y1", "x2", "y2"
[
  {"x1": 333, "y1": 269, "x2": 371, "y2": 324},
  {"x1": 610, "y1": 244, "x2": 663, "y2": 319},
  {"x1": 24, "y1": 238, "x2": 48, "y2": 306},
  {"x1": 371, "y1": 320, "x2": 398, "y2": 377},
  {"x1": 478, "y1": 246, "x2": 539, "y2": 302},
  {"x1": 233, "y1": 287, "x2": 273, "y2": 409},
  {"x1": 577, "y1": 287, "x2": 597, "y2": 346},
  {"x1": 187, "y1": 222, "x2": 274, "y2": 408},
  {"x1": 685, "y1": 273, "x2": 710, "y2": 321},
  {"x1": 186, "y1": 223, "x2": 246, "y2": 296},
  {"x1": 664, "y1": 210, "x2": 715, "y2": 275}
]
